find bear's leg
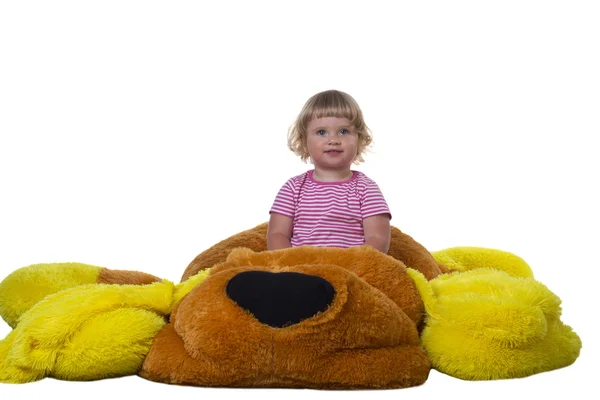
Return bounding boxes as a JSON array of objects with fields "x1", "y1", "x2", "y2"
[
  {"x1": 0, "y1": 263, "x2": 161, "y2": 328},
  {"x1": 432, "y1": 247, "x2": 534, "y2": 278},
  {"x1": 1, "y1": 280, "x2": 172, "y2": 383}
]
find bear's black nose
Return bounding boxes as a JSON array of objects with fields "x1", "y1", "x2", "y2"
[{"x1": 226, "y1": 271, "x2": 336, "y2": 328}]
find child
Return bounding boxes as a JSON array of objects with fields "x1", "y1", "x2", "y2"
[{"x1": 267, "y1": 90, "x2": 391, "y2": 253}]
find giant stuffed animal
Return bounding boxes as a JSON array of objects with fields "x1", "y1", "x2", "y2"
[{"x1": 0, "y1": 223, "x2": 581, "y2": 388}]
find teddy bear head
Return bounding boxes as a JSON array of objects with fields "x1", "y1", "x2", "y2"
[{"x1": 140, "y1": 246, "x2": 431, "y2": 389}]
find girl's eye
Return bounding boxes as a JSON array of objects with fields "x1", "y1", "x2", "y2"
[
  {"x1": 317, "y1": 130, "x2": 327, "y2": 136},
  {"x1": 340, "y1": 129, "x2": 349, "y2": 135}
]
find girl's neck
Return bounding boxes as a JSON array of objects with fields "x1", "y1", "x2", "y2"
[{"x1": 312, "y1": 167, "x2": 354, "y2": 182}]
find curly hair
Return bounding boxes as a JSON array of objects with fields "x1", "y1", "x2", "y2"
[{"x1": 287, "y1": 90, "x2": 373, "y2": 164}]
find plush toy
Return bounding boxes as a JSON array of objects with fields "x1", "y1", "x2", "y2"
[{"x1": 0, "y1": 223, "x2": 581, "y2": 388}]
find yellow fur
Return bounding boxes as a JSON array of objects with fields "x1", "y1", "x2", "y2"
[
  {"x1": 0, "y1": 331, "x2": 44, "y2": 383},
  {"x1": 172, "y1": 268, "x2": 211, "y2": 308},
  {"x1": 0, "y1": 246, "x2": 581, "y2": 384},
  {"x1": 53, "y1": 308, "x2": 166, "y2": 380},
  {"x1": 408, "y1": 267, "x2": 581, "y2": 379},
  {"x1": 405, "y1": 269, "x2": 437, "y2": 316},
  {"x1": 0, "y1": 280, "x2": 174, "y2": 383},
  {"x1": 0, "y1": 263, "x2": 101, "y2": 328},
  {"x1": 432, "y1": 247, "x2": 534, "y2": 278}
]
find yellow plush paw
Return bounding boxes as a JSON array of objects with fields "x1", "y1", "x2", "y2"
[
  {"x1": 0, "y1": 331, "x2": 44, "y2": 383},
  {"x1": 0, "y1": 280, "x2": 174, "y2": 383},
  {"x1": 52, "y1": 307, "x2": 167, "y2": 380},
  {"x1": 0, "y1": 263, "x2": 102, "y2": 328},
  {"x1": 432, "y1": 247, "x2": 534, "y2": 278},
  {"x1": 408, "y1": 268, "x2": 581, "y2": 380}
]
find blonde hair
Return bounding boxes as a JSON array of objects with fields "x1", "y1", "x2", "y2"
[{"x1": 288, "y1": 90, "x2": 373, "y2": 164}]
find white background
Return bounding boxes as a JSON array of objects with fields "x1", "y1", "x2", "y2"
[{"x1": 1, "y1": 1, "x2": 598, "y2": 399}]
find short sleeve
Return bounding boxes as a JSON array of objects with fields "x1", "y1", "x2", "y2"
[
  {"x1": 269, "y1": 179, "x2": 296, "y2": 218},
  {"x1": 359, "y1": 181, "x2": 392, "y2": 220}
]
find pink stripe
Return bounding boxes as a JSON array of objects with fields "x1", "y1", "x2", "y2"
[
  {"x1": 294, "y1": 223, "x2": 364, "y2": 231},
  {"x1": 296, "y1": 212, "x2": 361, "y2": 218},
  {"x1": 362, "y1": 204, "x2": 389, "y2": 212},
  {"x1": 273, "y1": 199, "x2": 295, "y2": 208},
  {"x1": 294, "y1": 227, "x2": 364, "y2": 235}
]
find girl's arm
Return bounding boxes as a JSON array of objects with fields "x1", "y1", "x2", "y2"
[
  {"x1": 363, "y1": 214, "x2": 391, "y2": 253},
  {"x1": 267, "y1": 213, "x2": 293, "y2": 250}
]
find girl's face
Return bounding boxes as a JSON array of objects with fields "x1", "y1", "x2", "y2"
[{"x1": 305, "y1": 117, "x2": 358, "y2": 171}]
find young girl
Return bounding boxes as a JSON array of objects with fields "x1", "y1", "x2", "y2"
[{"x1": 267, "y1": 90, "x2": 391, "y2": 253}]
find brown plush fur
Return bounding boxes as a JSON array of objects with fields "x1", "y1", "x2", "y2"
[
  {"x1": 182, "y1": 223, "x2": 447, "y2": 281},
  {"x1": 97, "y1": 268, "x2": 162, "y2": 285},
  {"x1": 388, "y1": 228, "x2": 451, "y2": 279},
  {"x1": 181, "y1": 223, "x2": 270, "y2": 281},
  {"x1": 140, "y1": 249, "x2": 430, "y2": 388}
]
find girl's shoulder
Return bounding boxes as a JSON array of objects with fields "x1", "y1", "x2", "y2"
[
  {"x1": 280, "y1": 170, "x2": 311, "y2": 190},
  {"x1": 289, "y1": 170, "x2": 311, "y2": 184},
  {"x1": 353, "y1": 170, "x2": 377, "y2": 185}
]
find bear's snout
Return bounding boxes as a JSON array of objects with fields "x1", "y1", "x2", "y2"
[{"x1": 226, "y1": 270, "x2": 336, "y2": 328}]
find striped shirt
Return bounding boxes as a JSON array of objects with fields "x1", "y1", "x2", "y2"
[{"x1": 269, "y1": 170, "x2": 391, "y2": 248}]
